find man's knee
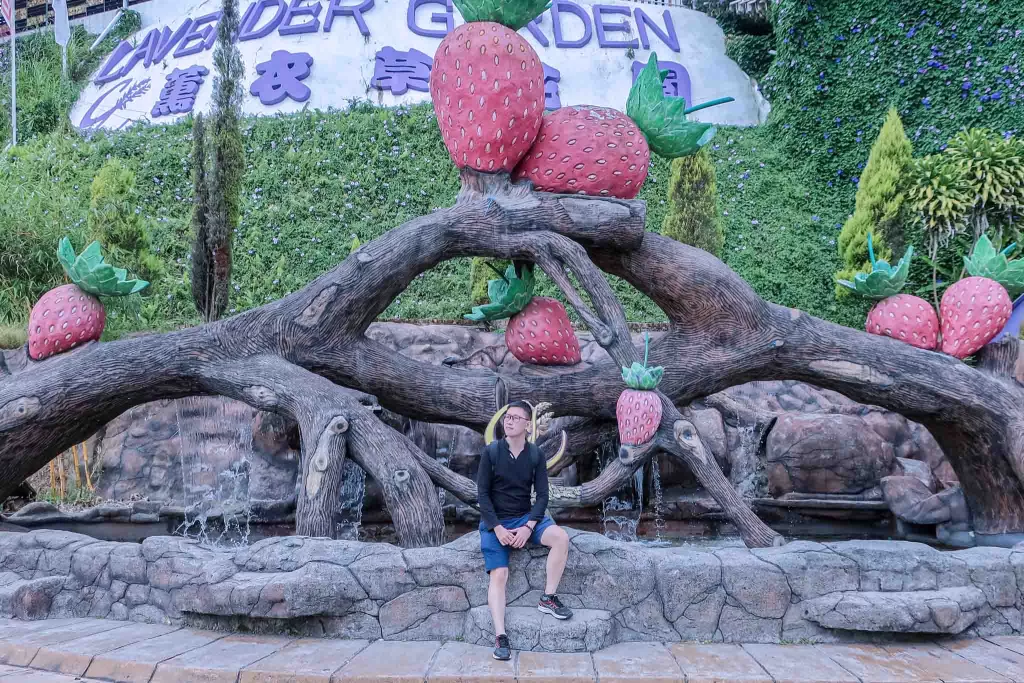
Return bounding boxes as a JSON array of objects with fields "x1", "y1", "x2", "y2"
[
  {"x1": 543, "y1": 524, "x2": 569, "y2": 549},
  {"x1": 489, "y1": 567, "x2": 509, "y2": 585}
]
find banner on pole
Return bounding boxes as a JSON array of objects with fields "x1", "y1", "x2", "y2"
[
  {"x1": 54, "y1": 0, "x2": 71, "y2": 46},
  {"x1": 0, "y1": 0, "x2": 13, "y2": 29}
]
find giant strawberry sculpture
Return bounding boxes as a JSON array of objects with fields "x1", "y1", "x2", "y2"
[
  {"x1": 514, "y1": 55, "x2": 733, "y2": 198},
  {"x1": 838, "y1": 234, "x2": 939, "y2": 350},
  {"x1": 429, "y1": 0, "x2": 549, "y2": 172},
  {"x1": 465, "y1": 262, "x2": 581, "y2": 366},
  {"x1": 28, "y1": 238, "x2": 149, "y2": 361}
]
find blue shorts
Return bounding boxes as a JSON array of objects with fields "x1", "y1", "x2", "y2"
[{"x1": 479, "y1": 513, "x2": 556, "y2": 573}]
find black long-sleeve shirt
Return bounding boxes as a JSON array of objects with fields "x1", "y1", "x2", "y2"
[{"x1": 476, "y1": 438, "x2": 549, "y2": 531}]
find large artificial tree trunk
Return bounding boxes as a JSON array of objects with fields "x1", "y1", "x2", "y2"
[{"x1": 1, "y1": 170, "x2": 1022, "y2": 548}]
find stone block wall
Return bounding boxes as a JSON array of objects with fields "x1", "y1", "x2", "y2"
[{"x1": 0, "y1": 528, "x2": 1020, "y2": 651}]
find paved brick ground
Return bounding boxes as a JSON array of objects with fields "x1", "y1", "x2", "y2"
[{"x1": 1, "y1": 617, "x2": 1023, "y2": 682}]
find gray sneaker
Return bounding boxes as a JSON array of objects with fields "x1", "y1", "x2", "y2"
[
  {"x1": 538, "y1": 594, "x2": 573, "y2": 620},
  {"x1": 493, "y1": 634, "x2": 511, "y2": 660}
]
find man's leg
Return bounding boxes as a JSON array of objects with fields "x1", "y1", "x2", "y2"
[
  {"x1": 539, "y1": 523, "x2": 570, "y2": 594},
  {"x1": 488, "y1": 567, "x2": 509, "y2": 634}
]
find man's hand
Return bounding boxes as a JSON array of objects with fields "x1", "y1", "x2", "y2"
[
  {"x1": 511, "y1": 525, "x2": 532, "y2": 549},
  {"x1": 494, "y1": 525, "x2": 515, "y2": 546}
]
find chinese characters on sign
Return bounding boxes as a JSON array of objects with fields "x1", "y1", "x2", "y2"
[
  {"x1": 76, "y1": 0, "x2": 718, "y2": 131},
  {"x1": 152, "y1": 65, "x2": 209, "y2": 117},
  {"x1": 366, "y1": 48, "x2": 691, "y2": 113},
  {"x1": 250, "y1": 50, "x2": 315, "y2": 105},
  {"x1": 370, "y1": 47, "x2": 433, "y2": 95}
]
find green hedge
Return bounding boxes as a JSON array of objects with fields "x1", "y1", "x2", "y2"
[
  {"x1": 6, "y1": 0, "x2": 1022, "y2": 337},
  {"x1": 764, "y1": 0, "x2": 1022, "y2": 191},
  {"x1": 0, "y1": 104, "x2": 861, "y2": 335}
]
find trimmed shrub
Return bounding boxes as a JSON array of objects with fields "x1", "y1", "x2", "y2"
[
  {"x1": 835, "y1": 108, "x2": 912, "y2": 298},
  {"x1": 661, "y1": 148, "x2": 724, "y2": 257}
]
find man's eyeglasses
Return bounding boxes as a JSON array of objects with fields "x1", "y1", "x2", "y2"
[{"x1": 503, "y1": 414, "x2": 529, "y2": 424}]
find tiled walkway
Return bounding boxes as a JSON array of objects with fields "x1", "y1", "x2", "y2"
[{"x1": 2, "y1": 617, "x2": 1024, "y2": 682}]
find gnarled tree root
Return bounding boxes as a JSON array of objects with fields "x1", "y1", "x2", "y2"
[{"x1": 2, "y1": 171, "x2": 1023, "y2": 547}]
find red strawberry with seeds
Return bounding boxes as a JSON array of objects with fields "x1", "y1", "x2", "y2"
[
  {"x1": 28, "y1": 238, "x2": 149, "y2": 361},
  {"x1": 616, "y1": 333, "x2": 663, "y2": 446},
  {"x1": 505, "y1": 296, "x2": 581, "y2": 365},
  {"x1": 29, "y1": 284, "x2": 106, "y2": 360},
  {"x1": 429, "y1": 0, "x2": 549, "y2": 173},
  {"x1": 514, "y1": 54, "x2": 732, "y2": 198},
  {"x1": 465, "y1": 262, "x2": 580, "y2": 366},
  {"x1": 839, "y1": 238, "x2": 939, "y2": 350},
  {"x1": 518, "y1": 106, "x2": 650, "y2": 198},
  {"x1": 865, "y1": 294, "x2": 939, "y2": 350},
  {"x1": 940, "y1": 276, "x2": 1011, "y2": 359}
]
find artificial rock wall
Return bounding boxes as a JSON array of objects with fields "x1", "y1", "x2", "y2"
[{"x1": 0, "y1": 528, "x2": 1020, "y2": 651}]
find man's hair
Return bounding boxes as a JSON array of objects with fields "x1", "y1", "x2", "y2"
[
  {"x1": 496, "y1": 400, "x2": 532, "y2": 438},
  {"x1": 506, "y1": 400, "x2": 532, "y2": 416}
]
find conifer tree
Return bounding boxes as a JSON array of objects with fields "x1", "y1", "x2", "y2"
[
  {"x1": 835, "y1": 107, "x2": 912, "y2": 298},
  {"x1": 661, "y1": 148, "x2": 724, "y2": 257},
  {"x1": 191, "y1": 0, "x2": 244, "y2": 322},
  {"x1": 189, "y1": 113, "x2": 214, "y2": 320}
]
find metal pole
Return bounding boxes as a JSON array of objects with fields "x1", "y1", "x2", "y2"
[
  {"x1": 10, "y1": 19, "x2": 15, "y2": 147},
  {"x1": 90, "y1": 9, "x2": 124, "y2": 50}
]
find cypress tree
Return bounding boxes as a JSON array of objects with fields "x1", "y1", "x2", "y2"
[
  {"x1": 835, "y1": 107, "x2": 912, "y2": 298},
  {"x1": 193, "y1": 0, "x2": 245, "y2": 322},
  {"x1": 189, "y1": 113, "x2": 213, "y2": 320},
  {"x1": 660, "y1": 148, "x2": 724, "y2": 257}
]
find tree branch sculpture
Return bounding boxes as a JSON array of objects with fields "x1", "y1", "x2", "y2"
[{"x1": 2, "y1": 169, "x2": 1024, "y2": 548}]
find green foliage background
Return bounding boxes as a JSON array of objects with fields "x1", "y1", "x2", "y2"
[{"x1": 1, "y1": 0, "x2": 1022, "y2": 340}]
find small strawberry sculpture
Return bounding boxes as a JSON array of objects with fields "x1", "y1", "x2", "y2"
[
  {"x1": 428, "y1": 0, "x2": 549, "y2": 172},
  {"x1": 27, "y1": 238, "x2": 149, "y2": 361},
  {"x1": 838, "y1": 235, "x2": 939, "y2": 350},
  {"x1": 616, "y1": 333, "x2": 664, "y2": 447},
  {"x1": 514, "y1": 54, "x2": 733, "y2": 198},
  {"x1": 938, "y1": 236, "x2": 1017, "y2": 358},
  {"x1": 465, "y1": 262, "x2": 581, "y2": 365}
]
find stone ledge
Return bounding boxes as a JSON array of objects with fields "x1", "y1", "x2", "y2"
[
  {"x1": 2, "y1": 529, "x2": 1024, "y2": 649},
  {"x1": 801, "y1": 586, "x2": 987, "y2": 634},
  {"x1": 465, "y1": 606, "x2": 616, "y2": 652}
]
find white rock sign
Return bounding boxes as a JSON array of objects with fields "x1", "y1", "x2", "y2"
[{"x1": 70, "y1": 0, "x2": 768, "y2": 132}]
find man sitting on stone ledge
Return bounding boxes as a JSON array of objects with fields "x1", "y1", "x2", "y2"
[{"x1": 477, "y1": 400, "x2": 573, "y2": 661}]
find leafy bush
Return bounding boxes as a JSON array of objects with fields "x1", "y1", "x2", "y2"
[
  {"x1": 835, "y1": 108, "x2": 912, "y2": 297},
  {"x1": 905, "y1": 128, "x2": 1024, "y2": 303},
  {"x1": 89, "y1": 158, "x2": 161, "y2": 283},
  {"x1": 661, "y1": 148, "x2": 724, "y2": 257}
]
